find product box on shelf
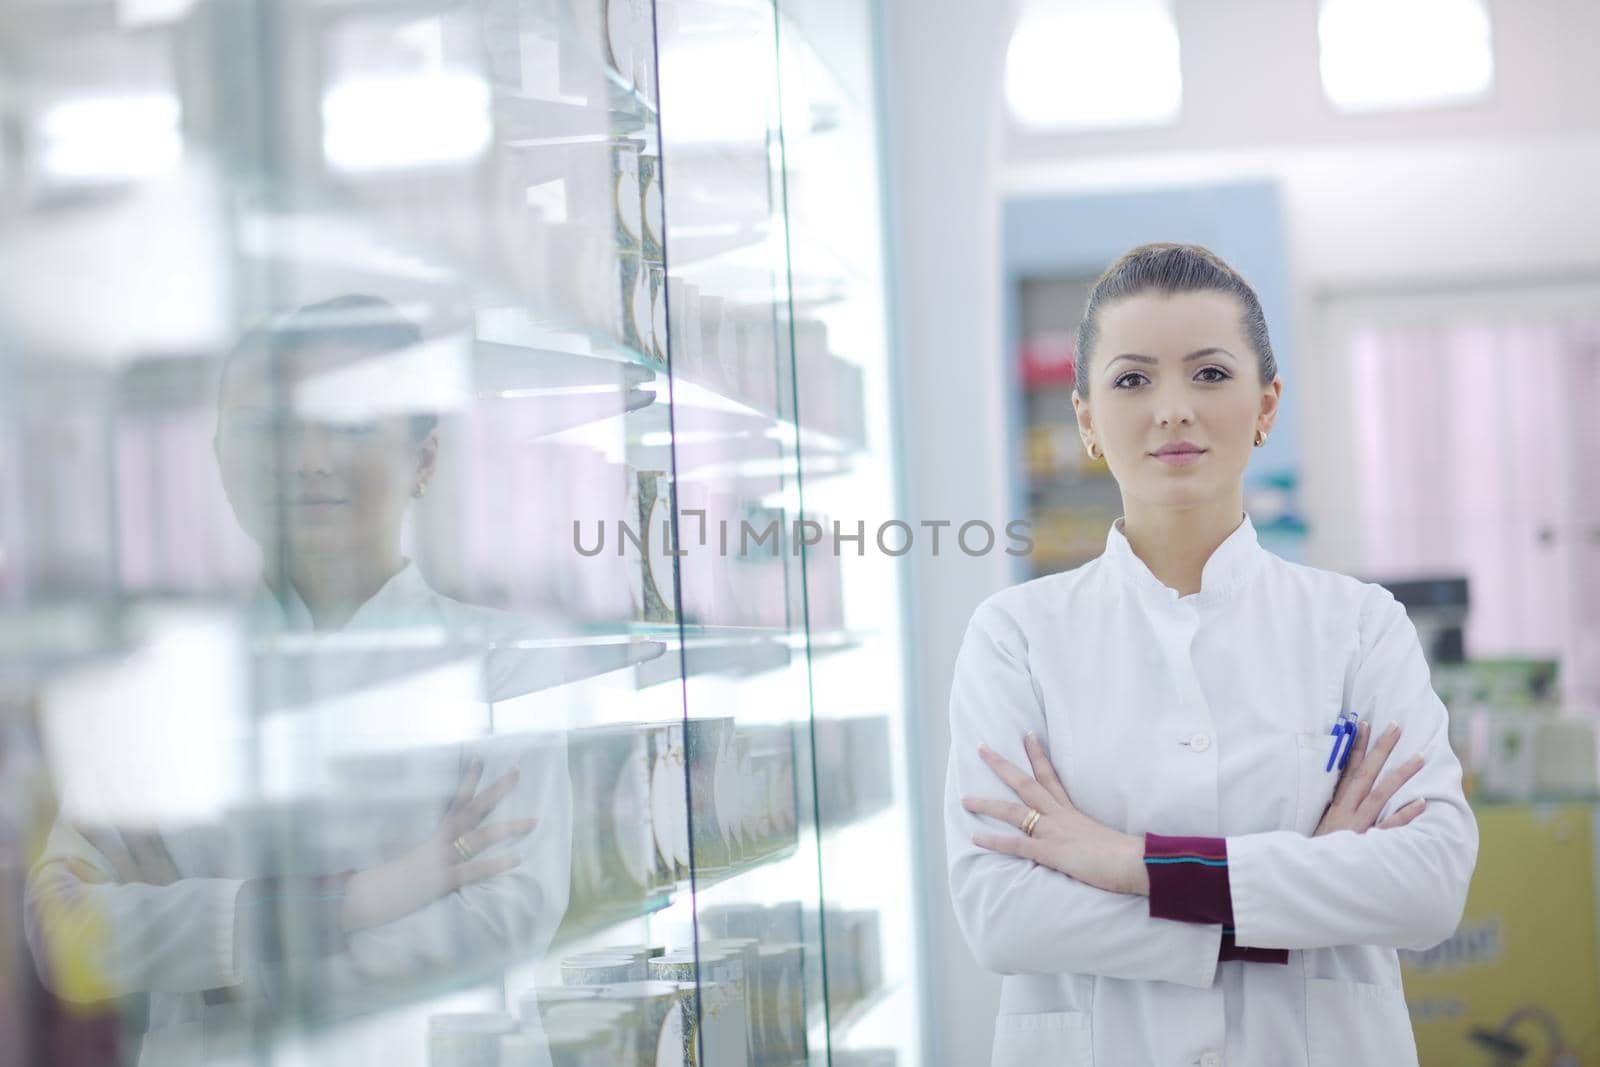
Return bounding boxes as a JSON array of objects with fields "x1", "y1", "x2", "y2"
[
  {"x1": 648, "y1": 264, "x2": 669, "y2": 363},
  {"x1": 673, "y1": 483, "x2": 738, "y2": 626},
  {"x1": 690, "y1": 907, "x2": 809, "y2": 1061},
  {"x1": 562, "y1": 953, "x2": 645, "y2": 986},
  {"x1": 649, "y1": 721, "x2": 692, "y2": 882},
  {"x1": 597, "y1": 980, "x2": 699, "y2": 1066},
  {"x1": 612, "y1": 138, "x2": 644, "y2": 252},
  {"x1": 737, "y1": 723, "x2": 800, "y2": 858},
  {"x1": 567, "y1": 725, "x2": 672, "y2": 923},
  {"x1": 684, "y1": 716, "x2": 741, "y2": 870},
  {"x1": 552, "y1": 0, "x2": 658, "y2": 102},
  {"x1": 702, "y1": 936, "x2": 762, "y2": 1061},
  {"x1": 755, "y1": 942, "x2": 808, "y2": 1064},
  {"x1": 729, "y1": 502, "x2": 792, "y2": 630},
  {"x1": 698, "y1": 900, "x2": 805, "y2": 943},
  {"x1": 639, "y1": 149, "x2": 664, "y2": 261},
  {"x1": 602, "y1": 0, "x2": 657, "y2": 99},
  {"x1": 506, "y1": 125, "x2": 668, "y2": 363},
  {"x1": 650, "y1": 951, "x2": 750, "y2": 1067},
  {"x1": 619, "y1": 247, "x2": 654, "y2": 356},
  {"x1": 626, "y1": 469, "x2": 677, "y2": 623},
  {"x1": 665, "y1": 276, "x2": 701, "y2": 376}
]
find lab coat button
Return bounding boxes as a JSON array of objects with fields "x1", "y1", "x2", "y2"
[
  {"x1": 1199, "y1": 1052, "x2": 1222, "y2": 1067},
  {"x1": 1188, "y1": 732, "x2": 1212, "y2": 753}
]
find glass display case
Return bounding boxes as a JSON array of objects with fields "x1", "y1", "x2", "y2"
[{"x1": 0, "y1": 1, "x2": 920, "y2": 1065}]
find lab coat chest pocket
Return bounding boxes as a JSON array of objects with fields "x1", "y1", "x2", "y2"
[
  {"x1": 991, "y1": 1011, "x2": 1092, "y2": 1067},
  {"x1": 1294, "y1": 730, "x2": 1342, "y2": 835}
]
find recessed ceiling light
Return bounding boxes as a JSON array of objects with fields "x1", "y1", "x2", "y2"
[
  {"x1": 1319, "y1": 0, "x2": 1493, "y2": 112},
  {"x1": 1005, "y1": 0, "x2": 1183, "y2": 132}
]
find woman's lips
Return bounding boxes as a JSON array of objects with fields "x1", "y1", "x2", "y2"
[{"x1": 1152, "y1": 450, "x2": 1205, "y2": 466}]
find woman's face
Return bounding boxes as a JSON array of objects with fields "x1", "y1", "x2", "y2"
[
  {"x1": 1072, "y1": 290, "x2": 1280, "y2": 512},
  {"x1": 214, "y1": 343, "x2": 435, "y2": 558}
]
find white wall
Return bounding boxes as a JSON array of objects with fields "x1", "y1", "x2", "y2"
[
  {"x1": 885, "y1": 1, "x2": 1600, "y2": 1064},
  {"x1": 880, "y1": 3, "x2": 1016, "y2": 1065}
]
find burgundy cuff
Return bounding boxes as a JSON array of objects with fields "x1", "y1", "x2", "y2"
[
  {"x1": 1220, "y1": 933, "x2": 1289, "y2": 964},
  {"x1": 1145, "y1": 833, "x2": 1233, "y2": 925},
  {"x1": 1144, "y1": 834, "x2": 1287, "y2": 965}
]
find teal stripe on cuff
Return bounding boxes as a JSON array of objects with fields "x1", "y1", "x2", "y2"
[{"x1": 1145, "y1": 857, "x2": 1229, "y2": 867}]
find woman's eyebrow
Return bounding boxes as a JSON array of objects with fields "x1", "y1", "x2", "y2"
[{"x1": 1106, "y1": 347, "x2": 1237, "y2": 369}]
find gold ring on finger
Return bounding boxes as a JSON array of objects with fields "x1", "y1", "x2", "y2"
[
  {"x1": 1021, "y1": 808, "x2": 1041, "y2": 836},
  {"x1": 453, "y1": 836, "x2": 473, "y2": 861}
]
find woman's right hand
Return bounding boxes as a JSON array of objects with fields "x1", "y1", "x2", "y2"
[
  {"x1": 1314, "y1": 721, "x2": 1427, "y2": 837},
  {"x1": 339, "y1": 759, "x2": 537, "y2": 933}
]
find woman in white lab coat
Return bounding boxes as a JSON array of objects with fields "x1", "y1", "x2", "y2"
[
  {"x1": 27, "y1": 296, "x2": 573, "y2": 1064},
  {"x1": 945, "y1": 244, "x2": 1478, "y2": 1067}
]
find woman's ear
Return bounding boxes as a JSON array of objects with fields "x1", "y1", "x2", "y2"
[
  {"x1": 1258, "y1": 376, "x2": 1282, "y2": 432},
  {"x1": 1072, "y1": 393, "x2": 1093, "y2": 441}
]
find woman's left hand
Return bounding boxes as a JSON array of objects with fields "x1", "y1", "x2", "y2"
[{"x1": 962, "y1": 733, "x2": 1150, "y2": 897}]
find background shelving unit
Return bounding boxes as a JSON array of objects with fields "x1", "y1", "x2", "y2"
[{"x1": 1010, "y1": 273, "x2": 1121, "y2": 578}]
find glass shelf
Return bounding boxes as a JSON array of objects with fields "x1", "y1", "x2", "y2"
[
  {"x1": 551, "y1": 841, "x2": 800, "y2": 951},
  {"x1": 491, "y1": 91, "x2": 654, "y2": 145}
]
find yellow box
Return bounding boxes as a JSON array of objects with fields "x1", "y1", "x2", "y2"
[{"x1": 1400, "y1": 803, "x2": 1600, "y2": 1065}]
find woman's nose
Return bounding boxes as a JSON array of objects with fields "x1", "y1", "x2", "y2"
[
  {"x1": 289, "y1": 422, "x2": 335, "y2": 474},
  {"x1": 1157, "y1": 404, "x2": 1195, "y2": 427}
]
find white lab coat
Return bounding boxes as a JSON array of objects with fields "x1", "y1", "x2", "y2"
[
  {"x1": 26, "y1": 564, "x2": 573, "y2": 1066},
  {"x1": 946, "y1": 513, "x2": 1478, "y2": 1067}
]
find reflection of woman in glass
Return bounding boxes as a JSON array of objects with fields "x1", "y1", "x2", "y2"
[
  {"x1": 218, "y1": 293, "x2": 453, "y2": 631},
  {"x1": 946, "y1": 245, "x2": 1478, "y2": 1066},
  {"x1": 27, "y1": 296, "x2": 571, "y2": 1064}
]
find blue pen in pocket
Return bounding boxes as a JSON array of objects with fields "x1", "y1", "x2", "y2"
[
  {"x1": 1338, "y1": 713, "x2": 1360, "y2": 770},
  {"x1": 1325, "y1": 712, "x2": 1357, "y2": 773}
]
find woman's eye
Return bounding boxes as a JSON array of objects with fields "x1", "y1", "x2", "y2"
[
  {"x1": 1112, "y1": 367, "x2": 1230, "y2": 389},
  {"x1": 223, "y1": 414, "x2": 273, "y2": 439},
  {"x1": 330, "y1": 422, "x2": 377, "y2": 438}
]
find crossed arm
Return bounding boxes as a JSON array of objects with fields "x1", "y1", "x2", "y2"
[
  {"x1": 944, "y1": 592, "x2": 1478, "y2": 986},
  {"x1": 961, "y1": 722, "x2": 1427, "y2": 965},
  {"x1": 26, "y1": 741, "x2": 567, "y2": 1003}
]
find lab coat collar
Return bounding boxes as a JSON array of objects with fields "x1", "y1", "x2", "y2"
[
  {"x1": 1103, "y1": 510, "x2": 1264, "y2": 607},
  {"x1": 250, "y1": 560, "x2": 442, "y2": 633}
]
